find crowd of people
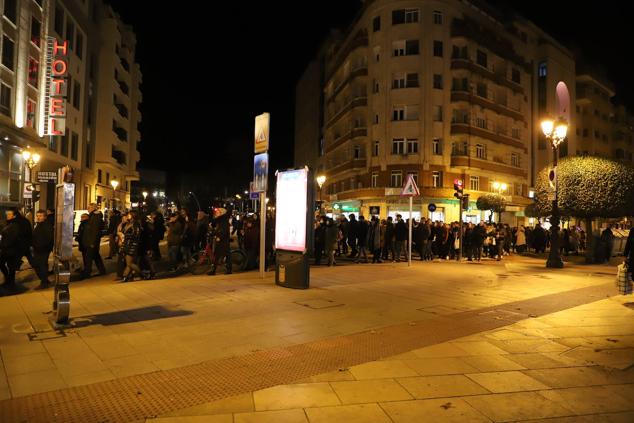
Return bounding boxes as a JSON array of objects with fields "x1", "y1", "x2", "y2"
[{"x1": 313, "y1": 214, "x2": 594, "y2": 266}]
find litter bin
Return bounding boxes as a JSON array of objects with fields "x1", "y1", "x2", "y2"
[{"x1": 276, "y1": 250, "x2": 309, "y2": 289}]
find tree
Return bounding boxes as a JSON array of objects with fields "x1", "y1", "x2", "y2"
[
  {"x1": 524, "y1": 203, "x2": 543, "y2": 219},
  {"x1": 534, "y1": 156, "x2": 634, "y2": 262},
  {"x1": 476, "y1": 193, "x2": 507, "y2": 223}
]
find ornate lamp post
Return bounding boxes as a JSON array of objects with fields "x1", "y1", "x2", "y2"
[
  {"x1": 22, "y1": 149, "x2": 41, "y2": 208},
  {"x1": 316, "y1": 175, "x2": 326, "y2": 214},
  {"x1": 110, "y1": 178, "x2": 119, "y2": 210},
  {"x1": 541, "y1": 117, "x2": 568, "y2": 269}
]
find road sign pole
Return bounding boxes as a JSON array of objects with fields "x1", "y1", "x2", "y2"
[
  {"x1": 259, "y1": 192, "x2": 266, "y2": 279},
  {"x1": 408, "y1": 196, "x2": 412, "y2": 267}
]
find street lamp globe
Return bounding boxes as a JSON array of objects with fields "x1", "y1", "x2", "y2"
[
  {"x1": 492, "y1": 181, "x2": 500, "y2": 190},
  {"x1": 553, "y1": 120, "x2": 568, "y2": 147},
  {"x1": 32, "y1": 153, "x2": 41, "y2": 164},
  {"x1": 540, "y1": 118, "x2": 555, "y2": 137},
  {"x1": 316, "y1": 175, "x2": 326, "y2": 189},
  {"x1": 142, "y1": 191, "x2": 148, "y2": 199},
  {"x1": 500, "y1": 183, "x2": 507, "y2": 192},
  {"x1": 22, "y1": 150, "x2": 31, "y2": 161},
  {"x1": 111, "y1": 178, "x2": 119, "y2": 190}
]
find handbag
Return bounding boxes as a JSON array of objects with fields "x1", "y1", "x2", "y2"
[{"x1": 616, "y1": 262, "x2": 633, "y2": 295}]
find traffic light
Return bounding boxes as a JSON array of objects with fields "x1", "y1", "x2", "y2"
[
  {"x1": 453, "y1": 178, "x2": 464, "y2": 200},
  {"x1": 462, "y1": 194, "x2": 470, "y2": 210},
  {"x1": 26, "y1": 183, "x2": 40, "y2": 203}
]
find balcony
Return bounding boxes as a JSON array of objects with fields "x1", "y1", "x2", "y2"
[
  {"x1": 450, "y1": 155, "x2": 526, "y2": 178},
  {"x1": 325, "y1": 96, "x2": 367, "y2": 129},
  {"x1": 450, "y1": 117, "x2": 526, "y2": 152},
  {"x1": 117, "y1": 80, "x2": 129, "y2": 96},
  {"x1": 113, "y1": 126, "x2": 128, "y2": 142},
  {"x1": 327, "y1": 158, "x2": 367, "y2": 176},
  {"x1": 120, "y1": 58, "x2": 130, "y2": 72},
  {"x1": 450, "y1": 90, "x2": 524, "y2": 122},
  {"x1": 326, "y1": 29, "x2": 369, "y2": 80},
  {"x1": 115, "y1": 103, "x2": 129, "y2": 119},
  {"x1": 326, "y1": 127, "x2": 367, "y2": 153},
  {"x1": 111, "y1": 148, "x2": 127, "y2": 166},
  {"x1": 450, "y1": 58, "x2": 524, "y2": 94},
  {"x1": 327, "y1": 66, "x2": 368, "y2": 104}
]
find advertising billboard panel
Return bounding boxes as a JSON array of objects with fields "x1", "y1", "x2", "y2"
[{"x1": 275, "y1": 168, "x2": 308, "y2": 252}]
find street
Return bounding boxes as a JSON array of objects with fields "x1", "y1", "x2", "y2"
[{"x1": 0, "y1": 256, "x2": 632, "y2": 422}]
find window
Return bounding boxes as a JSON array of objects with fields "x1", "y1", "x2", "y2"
[
  {"x1": 392, "y1": 138, "x2": 405, "y2": 154},
  {"x1": 475, "y1": 117, "x2": 486, "y2": 129},
  {"x1": 594, "y1": 130, "x2": 600, "y2": 139},
  {"x1": 407, "y1": 138, "x2": 419, "y2": 154},
  {"x1": 371, "y1": 172, "x2": 378, "y2": 187},
  {"x1": 61, "y1": 130, "x2": 69, "y2": 156},
  {"x1": 392, "y1": 106, "x2": 405, "y2": 121},
  {"x1": 433, "y1": 105, "x2": 443, "y2": 122},
  {"x1": 73, "y1": 80, "x2": 81, "y2": 108},
  {"x1": 353, "y1": 145, "x2": 361, "y2": 159},
  {"x1": 432, "y1": 171, "x2": 442, "y2": 188},
  {"x1": 31, "y1": 17, "x2": 41, "y2": 47},
  {"x1": 511, "y1": 68, "x2": 520, "y2": 84},
  {"x1": 452, "y1": 77, "x2": 468, "y2": 91},
  {"x1": 407, "y1": 172, "x2": 419, "y2": 185},
  {"x1": 433, "y1": 74, "x2": 443, "y2": 89},
  {"x1": 49, "y1": 135, "x2": 58, "y2": 152},
  {"x1": 106, "y1": 172, "x2": 110, "y2": 186},
  {"x1": 76, "y1": 31, "x2": 83, "y2": 59},
  {"x1": 433, "y1": 40, "x2": 443, "y2": 57},
  {"x1": 432, "y1": 138, "x2": 442, "y2": 155},
  {"x1": 54, "y1": 6, "x2": 64, "y2": 35},
  {"x1": 511, "y1": 153, "x2": 520, "y2": 167},
  {"x1": 538, "y1": 62, "x2": 547, "y2": 77},
  {"x1": 374, "y1": 114, "x2": 379, "y2": 124},
  {"x1": 2, "y1": 36, "x2": 15, "y2": 70},
  {"x1": 392, "y1": 73, "x2": 418, "y2": 89},
  {"x1": 433, "y1": 10, "x2": 443, "y2": 24},
  {"x1": 66, "y1": 20, "x2": 75, "y2": 51},
  {"x1": 28, "y1": 58, "x2": 38, "y2": 87},
  {"x1": 476, "y1": 82, "x2": 487, "y2": 98},
  {"x1": 373, "y1": 46, "x2": 380, "y2": 62},
  {"x1": 515, "y1": 184, "x2": 523, "y2": 196},
  {"x1": 392, "y1": 9, "x2": 418, "y2": 25},
  {"x1": 373, "y1": 16, "x2": 381, "y2": 32},
  {"x1": 476, "y1": 50, "x2": 487, "y2": 68},
  {"x1": 71, "y1": 132, "x2": 79, "y2": 161},
  {"x1": 3, "y1": 0, "x2": 16, "y2": 24},
  {"x1": 393, "y1": 40, "x2": 419, "y2": 56},
  {"x1": 391, "y1": 171, "x2": 402, "y2": 188},
  {"x1": 373, "y1": 140, "x2": 379, "y2": 156},
  {"x1": 452, "y1": 45, "x2": 468, "y2": 59},
  {"x1": 372, "y1": 79, "x2": 379, "y2": 93},
  {"x1": 470, "y1": 176, "x2": 479, "y2": 191},
  {"x1": 475, "y1": 144, "x2": 486, "y2": 159},
  {"x1": 25, "y1": 99, "x2": 36, "y2": 129},
  {"x1": 0, "y1": 83, "x2": 10, "y2": 116},
  {"x1": 512, "y1": 127, "x2": 520, "y2": 139},
  {"x1": 98, "y1": 169, "x2": 102, "y2": 184}
]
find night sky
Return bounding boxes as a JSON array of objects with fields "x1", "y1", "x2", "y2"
[{"x1": 107, "y1": 0, "x2": 633, "y2": 197}]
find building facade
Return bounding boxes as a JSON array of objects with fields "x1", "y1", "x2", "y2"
[
  {"x1": 0, "y1": 0, "x2": 140, "y2": 215},
  {"x1": 294, "y1": 0, "x2": 633, "y2": 224}
]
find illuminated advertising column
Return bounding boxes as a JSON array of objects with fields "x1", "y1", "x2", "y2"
[{"x1": 275, "y1": 167, "x2": 313, "y2": 289}]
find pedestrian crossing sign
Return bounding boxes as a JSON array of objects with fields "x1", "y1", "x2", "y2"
[{"x1": 400, "y1": 174, "x2": 420, "y2": 197}]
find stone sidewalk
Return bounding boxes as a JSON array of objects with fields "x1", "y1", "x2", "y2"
[{"x1": 150, "y1": 295, "x2": 634, "y2": 423}]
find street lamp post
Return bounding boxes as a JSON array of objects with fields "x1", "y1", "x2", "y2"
[
  {"x1": 491, "y1": 181, "x2": 507, "y2": 223},
  {"x1": 110, "y1": 178, "x2": 119, "y2": 210},
  {"x1": 142, "y1": 191, "x2": 148, "y2": 210},
  {"x1": 22, "y1": 149, "x2": 41, "y2": 210},
  {"x1": 541, "y1": 117, "x2": 568, "y2": 269},
  {"x1": 316, "y1": 175, "x2": 326, "y2": 214}
]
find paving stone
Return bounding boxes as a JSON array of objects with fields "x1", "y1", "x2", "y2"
[
  {"x1": 401, "y1": 357, "x2": 480, "y2": 376},
  {"x1": 461, "y1": 355, "x2": 527, "y2": 372},
  {"x1": 234, "y1": 409, "x2": 308, "y2": 423},
  {"x1": 465, "y1": 371, "x2": 550, "y2": 393},
  {"x1": 305, "y1": 403, "x2": 392, "y2": 423},
  {"x1": 164, "y1": 393, "x2": 254, "y2": 417},
  {"x1": 380, "y1": 397, "x2": 492, "y2": 423},
  {"x1": 253, "y1": 383, "x2": 340, "y2": 411},
  {"x1": 463, "y1": 391, "x2": 575, "y2": 422},
  {"x1": 396, "y1": 375, "x2": 490, "y2": 399},
  {"x1": 349, "y1": 360, "x2": 418, "y2": 380},
  {"x1": 538, "y1": 386, "x2": 633, "y2": 415},
  {"x1": 330, "y1": 379, "x2": 413, "y2": 404}
]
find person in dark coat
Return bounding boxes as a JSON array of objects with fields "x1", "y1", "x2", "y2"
[
  {"x1": 355, "y1": 215, "x2": 369, "y2": 263},
  {"x1": 75, "y1": 213, "x2": 89, "y2": 273},
  {"x1": 150, "y1": 211, "x2": 165, "y2": 260},
  {"x1": 166, "y1": 213, "x2": 184, "y2": 271},
  {"x1": 532, "y1": 223, "x2": 547, "y2": 254},
  {"x1": 0, "y1": 209, "x2": 22, "y2": 286},
  {"x1": 80, "y1": 203, "x2": 106, "y2": 279},
  {"x1": 208, "y1": 208, "x2": 232, "y2": 275},
  {"x1": 600, "y1": 225, "x2": 615, "y2": 264},
  {"x1": 243, "y1": 216, "x2": 259, "y2": 270},
  {"x1": 106, "y1": 209, "x2": 121, "y2": 259},
  {"x1": 15, "y1": 210, "x2": 33, "y2": 270},
  {"x1": 139, "y1": 214, "x2": 155, "y2": 279},
  {"x1": 314, "y1": 217, "x2": 326, "y2": 265},
  {"x1": 383, "y1": 216, "x2": 395, "y2": 261},
  {"x1": 121, "y1": 210, "x2": 142, "y2": 281},
  {"x1": 46, "y1": 208, "x2": 55, "y2": 227},
  {"x1": 394, "y1": 214, "x2": 408, "y2": 262},
  {"x1": 624, "y1": 229, "x2": 634, "y2": 281},
  {"x1": 32, "y1": 210, "x2": 54, "y2": 289},
  {"x1": 347, "y1": 214, "x2": 359, "y2": 258},
  {"x1": 324, "y1": 218, "x2": 339, "y2": 266}
]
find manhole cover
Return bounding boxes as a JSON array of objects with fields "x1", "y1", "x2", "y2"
[{"x1": 294, "y1": 299, "x2": 344, "y2": 309}]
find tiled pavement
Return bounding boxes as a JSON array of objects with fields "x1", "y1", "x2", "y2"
[
  {"x1": 150, "y1": 296, "x2": 634, "y2": 423},
  {"x1": 0, "y1": 256, "x2": 632, "y2": 421}
]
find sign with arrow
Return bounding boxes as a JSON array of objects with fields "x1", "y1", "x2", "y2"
[{"x1": 400, "y1": 174, "x2": 420, "y2": 197}]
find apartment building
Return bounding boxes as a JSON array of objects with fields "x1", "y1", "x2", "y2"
[
  {"x1": 0, "y1": 0, "x2": 140, "y2": 213},
  {"x1": 295, "y1": 0, "x2": 634, "y2": 224}
]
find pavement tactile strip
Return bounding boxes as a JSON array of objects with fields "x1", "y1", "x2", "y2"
[{"x1": 0, "y1": 282, "x2": 614, "y2": 423}]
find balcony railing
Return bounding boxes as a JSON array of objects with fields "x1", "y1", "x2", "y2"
[
  {"x1": 326, "y1": 127, "x2": 367, "y2": 154},
  {"x1": 325, "y1": 96, "x2": 367, "y2": 128},
  {"x1": 450, "y1": 116, "x2": 526, "y2": 151},
  {"x1": 450, "y1": 89, "x2": 524, "y2": 121},
  {"x1": 450, "y1": 58, "x2": 524, "y2": 94}
]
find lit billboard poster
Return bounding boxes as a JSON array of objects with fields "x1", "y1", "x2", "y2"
[{"x1": 275, "y1": 168, "x2": 308, "y2": 252}]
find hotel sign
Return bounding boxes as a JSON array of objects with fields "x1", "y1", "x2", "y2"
[{"x1": 43, "y1": 37, "x2": 69, "y2": 136}]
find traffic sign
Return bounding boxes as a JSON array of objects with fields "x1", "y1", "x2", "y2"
[
  {"x1": 428, "y1": 203, "x2": 437, "y2": 212},
  {"x1": 400, "y1": 175, "x2": 420, "y2": 196},
  {"x1": 254, "y1": 113, "x2": 270, "y2": 153}
]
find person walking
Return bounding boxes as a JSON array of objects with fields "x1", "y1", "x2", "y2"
[
  {"x1": 347, "y1": 214, "x2": 359, "y2": 258},
  {"x1": 324, "y1": 218, "x2": 339, "y2": 266},
  {"x1": 150, "y1": 211, "x2": 165, "y2": 260},
  {"x1": 495, "y1": 223, "x2": 506, "y2": 261},
  {"x1": 121, "y1": 211, "x2": 143, "y2": 282},
  {"x1": 31, "y1": 210, "x2": 54, "y2": 289},
  {"x1": 383, "y1": 216, "x2": 395, "y2": 261},
  {"x1": 623, "y1": 229, "x2": 633, "y2": 282},
  {"x1": 0, "y1": 209, "x2": 23, "y2": 287},
  {"x1": 80, "y1": 203, "x2": 106, "y2": 279},
  {"x1": 243, "y1": 216, "x2": 259, "y2": 270},
  {"x1": 314, "y1": 217, "x2": 326, "y2": 265},
  {"x1": 368, "y1": 217, "x2": 382, "y2": 263},
  {"x1": 166, "y1": 213, "x2": 184, "y2": 271},
  {"x1": 75, "y1": 213, "x2": 89, "y2": 273},
  {"x1": 516, "y1": 225, "x2": 527, "y2": 253},
  {"x1": 355, "y1": 216, "x2": 369, "y2": 263}
]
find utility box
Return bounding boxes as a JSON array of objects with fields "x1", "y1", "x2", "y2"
[{"x1": 275, "y1": 251, "x2": 309, "y2": 289}]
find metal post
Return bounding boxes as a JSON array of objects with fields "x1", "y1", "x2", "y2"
[
  {"x1": 408, "y1": 196, "x2": 412, "y2": 267},
  {"x1": 459, "y1": 196, "x2": 463, "y2": 261},
  {"x1": 259, "y1": 192, "x2": 266, "y2": 278},
  {"x1": 546, "y1": 145, "x2": 563, "y2": 268}
]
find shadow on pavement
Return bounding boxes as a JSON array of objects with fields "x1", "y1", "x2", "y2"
[{"x1": 71, "y1": 305, "x2": 193, "y2": 327}]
